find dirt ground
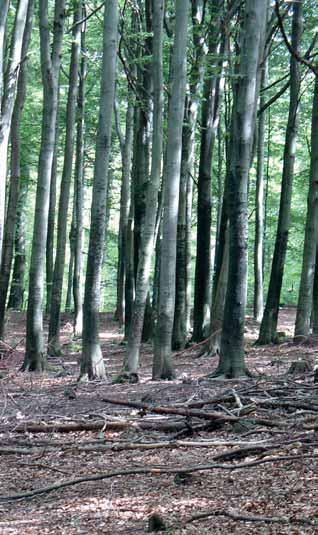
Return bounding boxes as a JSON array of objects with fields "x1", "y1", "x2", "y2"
[{"x1": 1, "y1": 309, "x2": 318, "y2": 534}]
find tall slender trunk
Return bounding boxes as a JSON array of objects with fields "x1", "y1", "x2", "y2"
[
  {"x1": 253, "y1": 58, "x2": 268, "y2": 322},
  {"x1": 192, "y1": 0, "x2": 224, "y2": 342},
  {"x1": 258, "y1": 0, "x2": 303, "y2": 344},
  {"x1": 0, "y1": 0, "x2": 34, "y2": 338},
  {"x1": 125, "y1": 0, "x2": 164, "y2": 377},
  {"x1": 73, "y1": 25, "x2": 86, "y2": 336},
  {"x1": 115, "y1": 95, "x2": 134, "y2": 326},
  {"x1": 215, "y1": 0, "x2": 267, "y2": 378},
  {"x1": 294, "y1": 74, "x2": 318, "y2": 338},
  {"x1": 172, "y1": 0, "x2": 209, "y2": 350},
  {"x1": 312, "y1": 247, "x2": 318, "y2": 335},
  {"x1": 153, "y1": 0, "x2": 189, "y2": 380},
  {"x1": 48, "y1": 2, "x2": 82, "y2": 355},
  {"x1": 45, "y1": 117, "x2": 59, "y2": 314},
  {"x1": 22, "y1": 0, "x2": 65, "y2": 372},
  {"x1": 7, "y1": 171, "x2": 29, "y2": 310},
  {"x1": 80, "y1": 0, "x2": 118, "y2": 380},
  {"x1": 0, "y1": 0, "x2": 29, "y2": 261},
  {"x1": 0, "y1": 1, "x2": 10, "y2": 109}
]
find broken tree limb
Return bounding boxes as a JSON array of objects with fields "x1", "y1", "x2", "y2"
[
  {"x1": 11, "y1": 418, "x2": 187, "y2": 434},
  {"x1": 184, "y1": 508, "x2": 315, "y2": 526},
  {"x1": 101, "y1": 396, "x2": 285, "y2": 428}
]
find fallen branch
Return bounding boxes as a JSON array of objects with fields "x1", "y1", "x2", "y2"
[
  {"x1": 1, "y1": 453, "x2": 317, "y2": 502},
  {"x1": 184, "y1": 508, "x2": 315, "y2": 526},
  {"x1": 12, "y1": 419, "x2": 187, "y2": 434},
  {"x1": 101, "y1": 396, "x2": 284, "y2": 428}
]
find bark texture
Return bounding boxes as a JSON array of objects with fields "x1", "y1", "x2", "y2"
[
  {"x1": 80, "y1": 0, "x2": 118, "y2": 380},
  {"x1": 294, "y1": 74, "x2": 318, "y2": 337},
  {"x1": 153, "y1": 0, "x2": 189, "y2": 380},
  {"x1": 215, "y1": 0, "x2": 267, "y2": 378},
  {"x1": 258, "y1": 1, "x2": 303, "y2": 344},
  {"x1": 23, "y1": 0, "x2": 65, "y2": 371}
]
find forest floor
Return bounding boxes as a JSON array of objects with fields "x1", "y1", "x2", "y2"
[{"x1": 1, "y1": 309, "x2": 318, "y2": 534}]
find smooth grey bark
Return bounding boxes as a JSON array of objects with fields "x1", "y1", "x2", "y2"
[
  {"x1": 294, "y1": 74, "x2": 318, "y2": 337},
  {"x1": 80, "y1": 0, "x2": 118, "y2": 381},
  {"x1": 22, "y1": 0, "x2": 65, "y2": 372},
  {"x1": 72, "y1": 27, "x2": 87, "y2": 336},
  {"x1": 65, "y1": 213, "x2": 75, "y2": 313},
  {"x1": 48, "y1": 2, "x2": 82, "y2": 355},
  {"x1": 172, "y1": 0, "x2": 208, "y2": 351},
  {"x1": 0, "y1": 0, "x2": 9, "y2": 108},
  {"x1": 253, "y1": 58, "x2": 268, "y2": 323},
  {"x1": 0, "y1": 0, "x2": 34, "y2": 338},
  {"x1": 0, "y1": 0, "x2": 29, "y2": 262},
  {"x1": 153, "y1": 0, "x2": 189, "y2": 380},
  {"x1": 45, "y1": 117, "x2": 59, "y2": 314},
  {"x1": 214, "y1": 0, "x2": 267, "y2": 378},
  {"x1": 7, "y1": 172, "x2": 29, "y2": 310},
  {"x1": 115, "y1": 95, "x2": 134, "y2": 327},
  {"x1": 125, "y1": 0, "x2": 164, "y2": 376},
  {"x1": 258, "y1": 0, "x2": 303, "y2": 345},
  {"x1": 192, "y1": 0, "x2": 224, "y2": 343},
  {"x1": 312, "y1": 247, "x2": 318, "y2": 335},
  {"x1": 207, "y1": 225, "x2": 229, "y2": 356}
]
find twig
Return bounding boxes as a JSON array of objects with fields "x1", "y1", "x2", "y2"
[{"x1": 184, "y1": 508, "x2": 315, "y2": 526}]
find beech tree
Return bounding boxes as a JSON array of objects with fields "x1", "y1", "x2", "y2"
[
  {"x1": 153, "y1": 0, "x2": 189, "y2": 380},
  {"x1": 213, "y1": 0, "x2": 267, "y2": 378},
  {"x1": 48, "y1": 1, "x2": 82, "y2": 355},
  {"x1": 22, "y1": 0, "x2": 65, "y2": 371},
  {"x1": 0, "y1": 0, "x2": 29, "y2": 262},
  {"x1": 258, "y1": 0, "x2": 303, "y2": 344},
  {"x1": 125, "y1": 0, "x2": 164, "y2": 378},
  {"x1": 79, "y1": 0, "x2": 119, "y2": 381}
]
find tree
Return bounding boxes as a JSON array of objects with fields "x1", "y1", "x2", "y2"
[
  {"x1": 48, "y1": 1, "x2": 83, "y2": 355},
  {"x1": 22, "y1": 0, "x2": 65, "y2": 372},
  {"x1": 0, "y1": 0, "x2": 29, "y2": 261},
  {"x1": 294, "y1": 73, "x2": 318, "y2": 338},
  {"x1": 79, "y1": 0, "x2": 119, "y2": 381},
  {"x1": 72, "y1": 17, "x2": 87, "y2": 337},
  {"x1": 153, "y1": 0, "x2": 189, "y2": 380},
  {"x1": 258, "y1": 0, "x2": 303, "y2": 344},
  {"x1": 0, "y1": 0, "x2": 34, "y2": 338},
  {"x1": 213, "y1": 0, "x2": 267, "y2": 378},
  {"x1": 124, "y1": 0, "x2": 164, "y2": 377},
  {"x1": 192, "y1": 0, "x2": 224, "y2": 343}
]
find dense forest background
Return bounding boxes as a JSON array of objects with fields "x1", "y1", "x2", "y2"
[{"x1": 1, "y1": 0, "x2": 318, "y2": 380}]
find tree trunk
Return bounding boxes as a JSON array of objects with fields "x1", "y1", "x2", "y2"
[
  {"x1": 214, "y1": 0, "x2": 267, "y2": 378},
  {"x1": 7, "y1": 172, "x2": 29, "y2": 310},
  {"x1": 173, "y1": 0, "x2": 210, "y2": 350},
  {"x1": 312, "y1": 247, "x2": 318, "y2": 335},
  {"x1": 48, "y1": 2, "x2": 82, "y2": 355},
  {"x1": 0, "y1": 1, "x2": 10, "y2": 108},
  {"x1": 72, "y1": 25, "x2": 87, "y2": 336},
  {"x1": 0, "y1": 0, "x2": 29, "y2": 261},
  {"x1": 125, "y1": 0, "x2": 164, "y2": 376},
  {"x1": 258, "y1": 0, "x2": 303, "y2": 344},
  {"x1": 22, "y1": 0, "x2": 65, "y2": 372},
  {"x1": 45, "y1": 118, "x2": 59, "y2": 314},
  {"x1": 115, "y1": 95, "x2": 134, "y2": 326},
  {"x1": 0, "y1": 0, "x2": 34, "y2": 338},
  {"x1": 153, "y1": 0, "x2": 189, "y2": 380},
  {"x1": 192, "y1": 0, "x2": 224, "y2": 343},
  {"x1": 80, "y1": 0, "x2": 118, "y2": 381},
  {"x1": 294, "y1": 74, "x2": 318, "y2": 338}
]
